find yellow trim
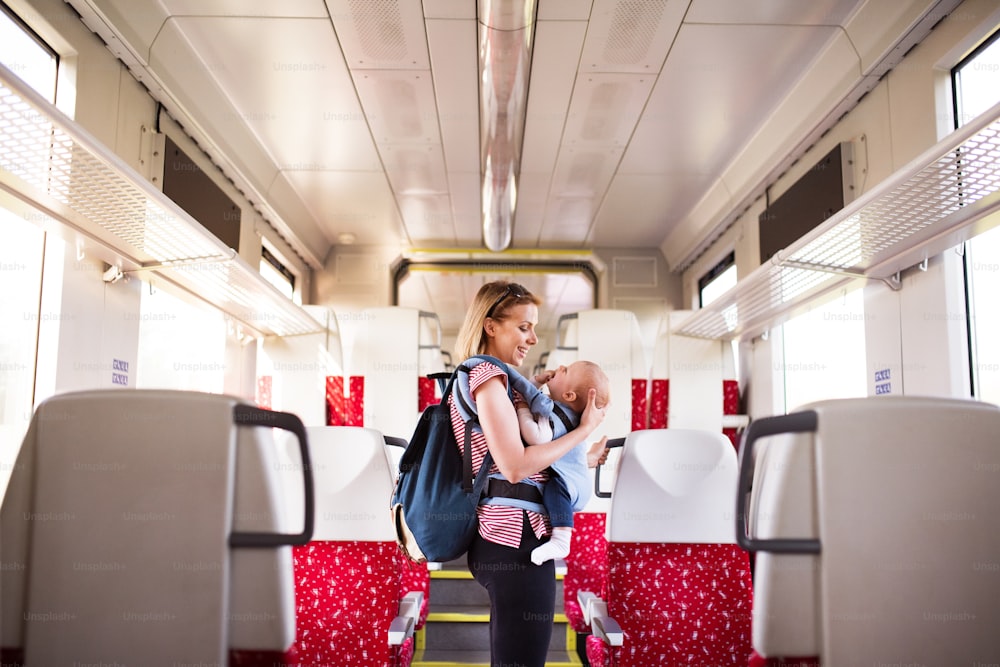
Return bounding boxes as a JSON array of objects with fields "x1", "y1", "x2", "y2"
[
  {"x1": 406, "y1": 247, "x2": 594, "y2": 257},
  {"x1": 411, "y1": 659, "x2": 580, "y2": 667},
  {"x1": 427, "y1": 611, "x2": 490, "y2": 623},
  {"x1": 429, "y1": 568, "x2": 564, "y2": 581},
  {"x1": 406, "y1": 264, "x2": 591, "y2": 276},
  {"x1": 429, "y1": 569, "x2": 474, "y2": 580},
  {"x1": 426, "y1": 611, "x2": 569, "y2": 624}
]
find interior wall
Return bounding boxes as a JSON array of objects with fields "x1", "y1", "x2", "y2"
[{"x1": 686, "y1": 0, "x2": 1000, "y2": 416}]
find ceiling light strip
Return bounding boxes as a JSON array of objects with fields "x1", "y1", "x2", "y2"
[{"x1": 478, "y1": 0, "x2": 537, "y2": 252}]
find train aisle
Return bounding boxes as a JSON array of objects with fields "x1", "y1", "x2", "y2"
[{"x1": 412, "y1": 557, "x2": 581, "y2": 667}]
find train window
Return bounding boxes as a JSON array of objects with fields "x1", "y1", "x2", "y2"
[
  {"x1": 698, "y1": 251, "x2": 736, "y2": 308},
  {"x1": 135, "y1": 282, "x2": 227, "y2": 393},
  {"x1": 260, "y1": 245, "x2": 295, "y2": 300},
  {"x1": 954, "y1": 29, "x2": 1000, "y2": 404},
  {"x1": 0, "y1": 209, "x2": 45, "y2": 492},
  {"x1": 0, "y1": 4, "x2": 54, "y2": 493},
  {"x1": 780, "y1": 288, "x2": 867, "y2": 412},
  {"x1": 0, "y1": 2, "x2": 57, "y2": 100}
]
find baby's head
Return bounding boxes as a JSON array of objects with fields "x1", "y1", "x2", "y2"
[{"x1": 548, "y1": 360, "x2": 610, "y2": 414}]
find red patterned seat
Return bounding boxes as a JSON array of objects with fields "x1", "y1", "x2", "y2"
[
  {"x1": 562, "y1": 512, "x2": 609, "y2": 633},
  {"x1": 587, "y1": 542, "x2": 753, "y2": 666},
  {"x1": 290, "y1": 426, "x2": 418, "y2": 667},
  {"x1": 583, "y1": 429, "x2": 753, "y2": 667},
  {"x1": 292, "y1": 541, "x2": 409, "y2": 666}
]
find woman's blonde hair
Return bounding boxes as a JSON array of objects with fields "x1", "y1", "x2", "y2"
[{"x1": 453, "y1": 280, "x2": 540, "y2": 361}]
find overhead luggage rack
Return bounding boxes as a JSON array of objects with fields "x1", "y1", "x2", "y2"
[
  {"x1": 673, "y1": 99, "x2": 1000, "y2": 341},
  {"x1": 0, "y1": 62, "x2": 323, "y2": 337}
]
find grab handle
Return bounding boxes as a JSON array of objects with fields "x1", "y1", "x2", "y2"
[
  {"x1": 230, "y1": 405, "x2": 315, "y2": 547},
  {"x1": 594, "y1": 437, "x2": 626, "y2": 499},
  {"x1": 735, "y1": 410, "x2": 821, "y2": 554}
]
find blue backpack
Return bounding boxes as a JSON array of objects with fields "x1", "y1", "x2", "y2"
[{"x1": 390, "y1": 355, "x2": 513, "y2": 563}]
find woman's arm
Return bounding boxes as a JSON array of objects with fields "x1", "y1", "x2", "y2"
[{"x1": 477, "y1": 376, "x2": 605, "y2": 483}]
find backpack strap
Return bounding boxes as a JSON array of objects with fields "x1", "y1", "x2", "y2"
[
  {"x1": 448, "y1": 356, "x2": 547, "y2": 512},
  {"x1": 440, "y1": 363, "x2": 494, "y2": 495},
  {"x1": 550, "y1": 402, "x2": 576, "y2": 436}
]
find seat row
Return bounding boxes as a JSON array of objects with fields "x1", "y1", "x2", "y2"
[
  {"x1": 0, "y1": 389, "x2": 421, "y2": 666},
  {"x1": 574, "y1": 396, "x2": 1000, "y2": 666},
  {"x1": 8, "y1": 388, "x2": 999, "y2": 665}
]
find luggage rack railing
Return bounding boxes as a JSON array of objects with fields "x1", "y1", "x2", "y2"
[
  {"x1": 0, "y1": 62, "x2": 323, "y2": 337},
  {"x1": 673, "y1": 99, "x2": 1000, "y2": 341}
]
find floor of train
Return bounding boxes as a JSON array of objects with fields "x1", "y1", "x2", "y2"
[{"x1": 411, "y1": 558, "x2": 584, "y2": 667}]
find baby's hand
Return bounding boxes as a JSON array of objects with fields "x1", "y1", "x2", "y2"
[{"x1": 532, "y1": 370, "x2": 555, "y2": 387}]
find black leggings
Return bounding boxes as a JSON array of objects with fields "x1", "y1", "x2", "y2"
[{"x1": 468, "y1": 513, "x2": 555, "y2": 667}]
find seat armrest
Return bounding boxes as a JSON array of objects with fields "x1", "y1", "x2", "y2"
[
  {"x1": 401, "y1": 591, "x2": 423, "y2": 622},
  {"x1": 388, "y1": 616, "x2": 414, "y2": 645},
  {"x1": 587, "y1": 598, "x2": 624, "y2": 647},
  {"x1": 577, "y1": 591, "x2": 598, "y2": 624},
  {"x1": 722, "y1": 414, "x2": 750, "y2": 429},
  {"x1": 388, "y1": 591, "x2": 423, "y2": 644}
]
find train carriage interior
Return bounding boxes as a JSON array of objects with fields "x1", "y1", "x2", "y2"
[{"x1": 2, "y1": 0, "x2": 1000, "y2": 665}]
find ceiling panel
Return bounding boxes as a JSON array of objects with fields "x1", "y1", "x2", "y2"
[
  {"x1": 580, "y1": 0, "x2": 687, "y2": 73},
  {"x1": 426, "y1": 18, "x2": 480, "y2": 174},
  {"x1": 166, "y1": 16, "x2": 382, "y2": 173},
  {"x1": 162, "y1": 0, "x2": 328, "y2": 18},
  {"x1": 521, "y1": 20, "x2": 589, "y2": 175},
  {"x1": 326, "y1": 0, "x2": 431, "y2": 70},
  {"x1": 618, "y1": 21, "x2": 842, "y2": 220},
  {"x1": 592, "y1": 173, "x2": 700, "y2": 247},
  {"x1": 280, "y1": 170, "x2": 402, "y2": 245},
  {"x1": 354, "y1": 70, "x2": 441, "y2": 145},
  {"x1": 685, "y1": 0, "x2": 864, "y2": 26}
]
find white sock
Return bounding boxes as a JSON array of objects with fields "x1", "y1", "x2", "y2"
[{"x1": 531, "y1": 526, "x2": 573, "y2": 565}]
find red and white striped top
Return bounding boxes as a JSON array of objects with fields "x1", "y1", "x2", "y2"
[{"x1": 450, "y1": 360, "x2": 550, "y2": 548}]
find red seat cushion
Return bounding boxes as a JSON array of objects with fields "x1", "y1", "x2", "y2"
[
  {"x1": 563, "y1": 512, "x2": 609, "y2": 632},
  {"x1": 292, "y1": 541, "x2": 405, "y2": 667},
  {"x1": 607, "y1": 542, "x2": 753, "y2": 667}
]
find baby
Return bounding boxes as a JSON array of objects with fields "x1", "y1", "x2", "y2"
[{"x1": 513, "y1": 361, "x2": 610, "y2": 565}]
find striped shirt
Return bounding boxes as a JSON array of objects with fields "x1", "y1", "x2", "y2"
[{"x1": 450, "y1": 360, "x2": 550, "y2": 548}]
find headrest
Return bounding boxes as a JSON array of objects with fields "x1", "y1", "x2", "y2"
[
  {"x1": 607, "y1": 428, "x2": 737, "y2": 543},
  {"x1": 305, "y1": 426, "x2": 396, "y2": 541}
]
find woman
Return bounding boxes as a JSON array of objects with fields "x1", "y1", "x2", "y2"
[{"x1": 451, "y1": 280, "x2": 606, "y2": 667}]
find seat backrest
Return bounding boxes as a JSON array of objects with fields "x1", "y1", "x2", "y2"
[
  {"x1": 607, "y1": 429, "x2": 737, "y2": 543},
  {"x1": 1, "y1": 389, "x2": 308, "y2": 665},
  {"x1": 650, "y1": 311, "x2": 730, "y2": 431},
  {"x1": 740, "y1": 396, "x2": 1000, "y2": 665},
  {"x1": 258, "y1": 305, "x2": 344, "y2": 426},
  {"x1": 306, "y1": 425, "x2": 396, "y2": 541},
  {"x1": 604, "y1": 428, "x2": 753, "y2": 667},
  {"x1": 292, "y1": 426, "x2": 404, "y2": 667},
  {"x1": 347, "y1": 306, "x2": 435, "y2": 439}
]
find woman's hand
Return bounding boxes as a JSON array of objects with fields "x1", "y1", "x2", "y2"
[{"x1": 579, "y1": 388, "x2": 607, "y2": 434}]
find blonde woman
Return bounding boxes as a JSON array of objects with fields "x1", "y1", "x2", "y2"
[{"x1": 451, "y1": 280, "x2": 606, "y2": 667}]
